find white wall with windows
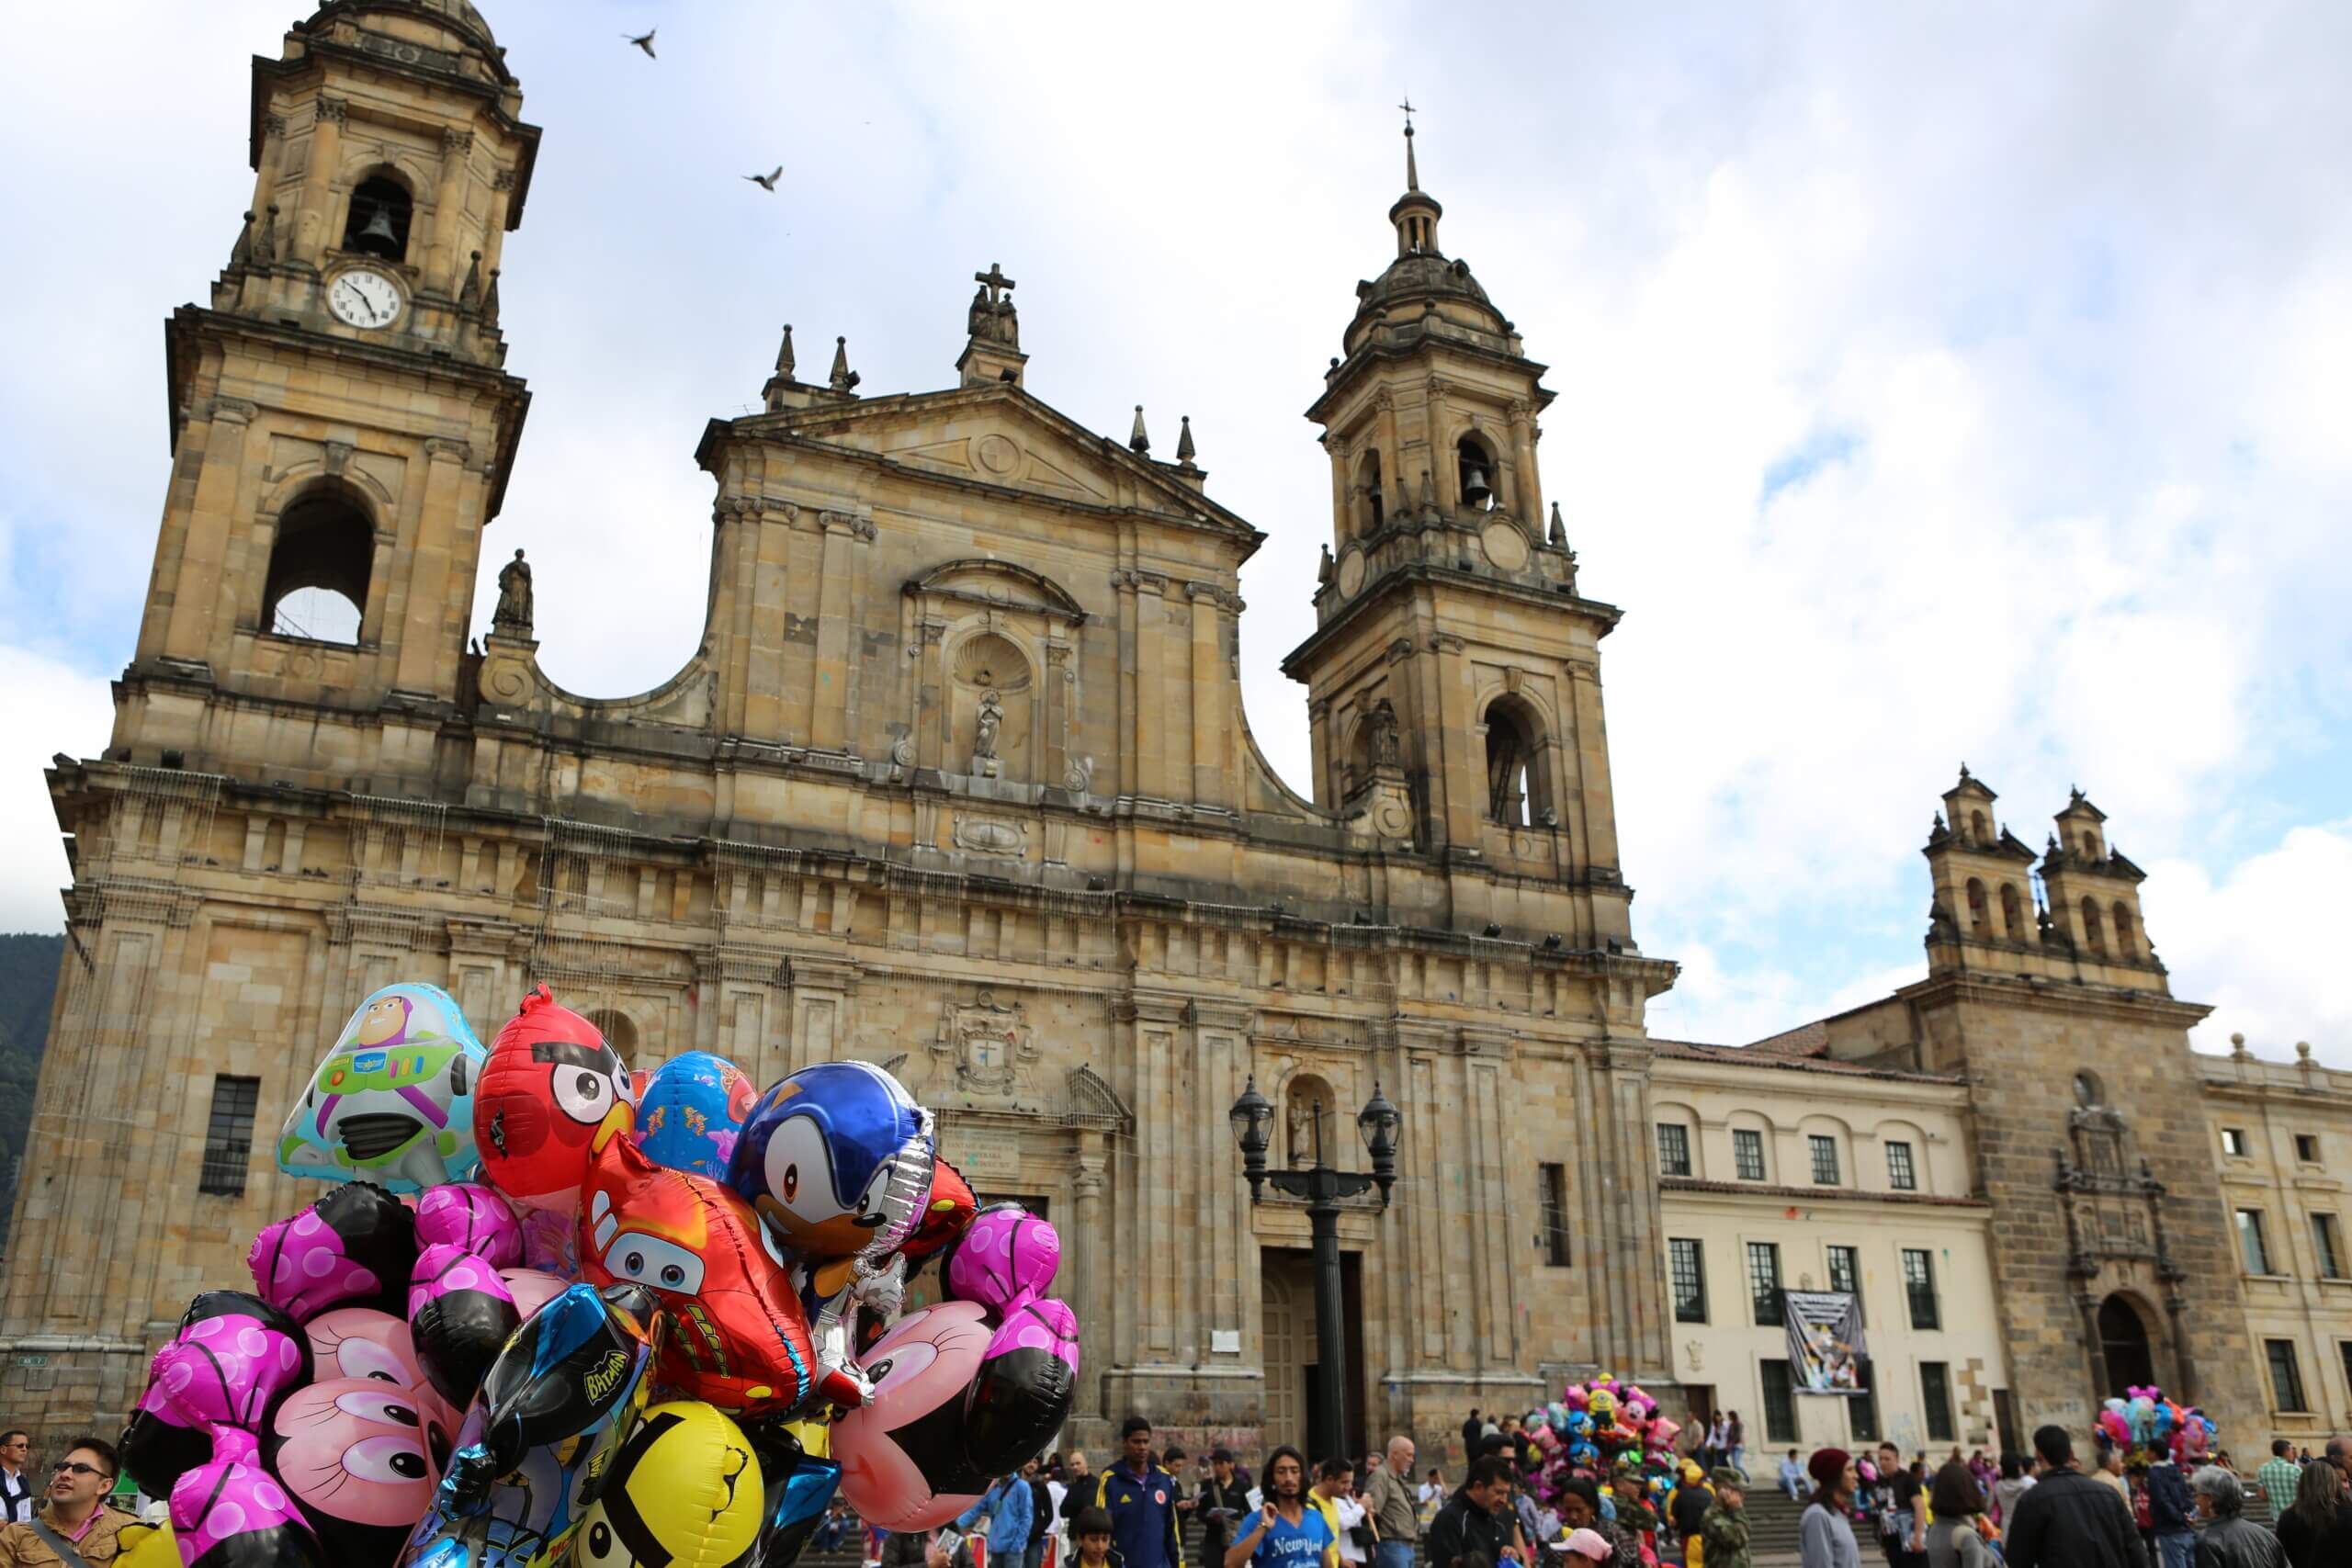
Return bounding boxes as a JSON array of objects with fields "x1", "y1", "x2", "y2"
[{"x1": 1652, "y1": 1044, "x2": 2012, "y2": 1458}]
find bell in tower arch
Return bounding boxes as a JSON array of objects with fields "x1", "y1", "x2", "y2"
[
  {"x1": 343, "y1": 175, "x2": 413, "y2": 263},
  {"x1": 1456, "y1": 434, "x2": 1495, "y2": 512}
]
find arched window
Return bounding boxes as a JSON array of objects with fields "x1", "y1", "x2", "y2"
[
  {"x1": 1455, "y1": 434, "x2": 1497, "y2": 513},
  {"x1": 2000, "y1": 883, "x2": 2026, "y2": 940},
  {"x1": 1965, "y1": 878, "x2": 1990, "y2": 932},
  {"x1": 264, "y1": 485, "x2": 374, "y2": 643},
  {"x1": 1483, "y1": 694, "x2": 1549, "y2": 826},
  {"x1": 1969, "y1": 810, "x2": 1988, "y2": 843},
  {"x1": 2097, "y1": 1295, "x2": 2155, "y2": 1396},
  {"x1": 2081, "y1": 897, "x2": 2106, "y2": 954},
  {"x1": 2080, "y1": 831, "x2": 2099, "y2": 857},
  {"x1": 2074, "y1": 1070, "x2": 2105, "y2": 1107},
  {"x1": 1356, "y1": 448, "x2": 1385, "y2": 536},
  {"x1": 343, "y1": 174, "x2": 414, "y2": 263},
  {"x1": 2113, "y1": 902, "x2": 2136, "y2": 957}
]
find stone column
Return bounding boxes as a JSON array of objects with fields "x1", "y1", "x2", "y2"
[
  {"x1": 1043, "y1": 634, "x2": 1074, "y2": 790},
  {"x1": 808, "y1": 512, "x2": 867, "y2": 753},
  {"x1": 1186, "y1": 583, "x2": 1228, "y2": 807},
  {"x1": 1071, "y1": 1132, "x2": 1110, "y2": 1421},
  {"x1": 1325, "y1": 434, "x2": 1351, "y2": 539},
  {"x1": 392, "y1": 438, "x2": 470, "y2": 695},
  {"x1": 294, "y1": 96, "x2": 346, "y2": 266},
  {"x1": 426, "y1": 128, "x2": 474, "y2": 294},
  {"x1": 1563, "y1": 655, "x2": 1622, "y2": 872},
  {"x1": 161, "y1": 398, "x2": 258, "y2": 663},
  {"x1": 1507, "y1": 400, "x2": 1541, "y2": 520},
  {"x1": 481, "y1": 168, "x2": 516, "y2": 274}
]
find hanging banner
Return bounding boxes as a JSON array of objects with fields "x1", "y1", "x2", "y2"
[{"x1": 1784, "y1": 1290, "x2": 1868, "y2": 1395}]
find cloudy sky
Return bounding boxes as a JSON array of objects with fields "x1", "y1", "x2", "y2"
[{"x1": 3, "y1": 2, "x2": 2346, "y2": 1062}]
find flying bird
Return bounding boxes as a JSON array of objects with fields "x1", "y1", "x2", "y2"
[
  {"x1": 745, "y1": 165, "x2": 782, "y2": 192},
  {"x1": 624, "y1": 28, "x2": 656, "y2": 58}
]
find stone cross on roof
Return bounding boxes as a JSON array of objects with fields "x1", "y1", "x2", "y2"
[{"x1": 975, "y1": 262, "x2": 1016, "y2": 305}]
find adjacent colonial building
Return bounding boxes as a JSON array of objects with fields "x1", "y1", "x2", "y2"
[{"x1": 0, "y1": 0, "x2": 2311, "y2": 1470}]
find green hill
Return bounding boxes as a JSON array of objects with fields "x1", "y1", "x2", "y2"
[{"x1": 0, "y1": 932, "x2": 66, "y2": 1250}]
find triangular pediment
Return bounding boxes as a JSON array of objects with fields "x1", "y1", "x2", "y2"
[{"x1": 751, "y1": 385, "x2": 1256, "y2": 533}]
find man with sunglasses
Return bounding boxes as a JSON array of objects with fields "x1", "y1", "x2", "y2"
[
  {"x1": 0, "y1": 1437, "x2": 138, "y2": 1568},
  {"x1": 0, "y1": 1433, "x2": 34, "y2": 1526}
]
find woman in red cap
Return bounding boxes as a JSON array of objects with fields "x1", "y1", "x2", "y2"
[{"x1": 1802, "y1": 1450, "x2": 1862, "y2": 1568}]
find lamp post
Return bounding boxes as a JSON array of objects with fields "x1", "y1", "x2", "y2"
[{"x1": 1230, "y1": 1076, "x2": 1402, "y2": 1461}]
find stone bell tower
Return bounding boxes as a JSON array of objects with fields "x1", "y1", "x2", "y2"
[
  {"x1": 1281, "y1": 115, "x2": 1634, "y2": 942},
  {"x1": 124, "y1": 0, "x2": 536, "y2": 788}
]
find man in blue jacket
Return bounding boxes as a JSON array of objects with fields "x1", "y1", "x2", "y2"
[
  {"x1": 1092, "y1": 1416, "x2": 1183, "y2": 1568},
  {"x1": 958, "y1": 1470, "x2": 1035, "y2": 1568},
  {"x1": 2142, "y1": 1449, "x2": 2192, "y2": 1568}
]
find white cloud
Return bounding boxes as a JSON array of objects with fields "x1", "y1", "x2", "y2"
[
  {"x1": 2155, "y1": 824, "x2": 2352, "y2": 1065},
  {"x1": 0, "y1": 0, "x2": 2346, "y2": 1074},
  {"x1": 0, "y1": 648, "x2": 114, "y2": 931}
]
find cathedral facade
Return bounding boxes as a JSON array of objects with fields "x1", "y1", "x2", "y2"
[{"x1": 0, "y1": 0, "x2": 2293, "y2": 1466}]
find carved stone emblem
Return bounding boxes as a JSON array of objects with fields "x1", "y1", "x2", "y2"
[
  {"x1": 933, "y1": 990, "x2": 1039, "y2": 1096},
  {"x1": 952, "y1": 813, "x2": 1026, "y2": 856}
]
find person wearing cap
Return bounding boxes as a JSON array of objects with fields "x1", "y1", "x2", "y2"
[
  {"x1": 1801, "y1": 1450, "x2": 1863, "y2": 1568},
  {"x1": 1700, "y1": 1468, "x2": 1751, "y2": 1568},
  {"x1": 1669, "y1": 1461, "x2": 1713, "y2": 1551},
  {"x1": 1198, "y1": 1449, "x2": 1248, "y2": 1568},
  {"x1": 1560, "y1": 1529, "x2": 1611, "y2": 1563}
]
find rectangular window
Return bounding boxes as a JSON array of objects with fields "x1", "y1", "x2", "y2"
[
  {"x1": 2316, "y1": 1213, "x2": 2345, "y2": 1280},
  {"x1": 1669, "y1": 1238, "x2": 1708, "y2": 1323},
  {"x1": 1538, "y1": 1163, "x2": 1573, "y2": 1267},
  {"x1": 1657, "y1": 1122, "x2": 1692, "y2": 1178},
  {"x1": 1734, "y1": 1128, "x2": 1766, "y2": 1181},
  {"x1": 1921, "y1": 1360, "x2": 1956, "y2": 1441},
  {"x1": 1760, "y1": 1359, "x2": 1799, "y2": 1444},
  {"x1": 1885, "y1": 1140, "x2": 1917, "y2": 1190},
  {"x1": 2222, "y1": 1127, "x2": 2249, "y2": 1156},
  {"x1": 2299, "y1": 1134, "x2": 2323, "y2": 1165},
  {"x1": 1809, "y1": 1134, "x2": 1841, "y2": 1185},
  {"x1": 1748, "y1": 1241, "x2": 1784, "y2": 1326},
  {"x1": 2267, "y1": 1339, "x2": 2310, "y2": 1413},
  {"x1": 1849, "y1": 1358, "x2": 1881, "y2": 1444},
  {"x1": 1902, "y1": 1248, "x2": 1940, "y2": 1330},
  {"x1": 1827, "y1": 1244, "x2": 1864, "y2": 1324},
  {"x1": 2238, "y1": 1208, "x2": 2274, "y2": 1275},
  {"x1": 198, "y1": 1074, "x2": 264, "y2": 1197}
]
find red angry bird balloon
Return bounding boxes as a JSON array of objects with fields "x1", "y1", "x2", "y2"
[
  {"x1": 579, "y1": 1131, "x2": 820, "y2": 1417},
  {"x1": 473, "y1": 987, "x2": 634, "y2": 1214}
]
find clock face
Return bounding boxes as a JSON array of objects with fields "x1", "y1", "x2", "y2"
[{"x1": 328, "y1": 268, "x2": 402, "y2": 330}]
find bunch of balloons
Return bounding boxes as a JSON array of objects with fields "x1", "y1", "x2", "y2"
[
  {"x1": 1517, "y1": 1375, "x2": 1678, "y2": 1532},
  {"x1": 2096, "y1": 1385, "x2": 2216, "y2": 1464},
  {"x1": 119, "y1": 982, "x2": 1082, "y2": 1568}
]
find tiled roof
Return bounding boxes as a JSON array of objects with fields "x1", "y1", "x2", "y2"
[{"x1": 1647, "y1": 1037, "x2": 1964, "y2": 1086}]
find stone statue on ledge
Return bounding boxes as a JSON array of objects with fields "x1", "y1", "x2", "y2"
[
  {"x1": 493, "y1": 547, "x2": 533, "y2": 637},
  {"x1": 972, "y1": 688, "x2": 1003, "y2": 777}
]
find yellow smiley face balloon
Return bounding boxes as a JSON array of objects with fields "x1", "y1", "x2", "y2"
[{"x1": 574, "y1": 1402, "x2": 763, "y2": 1568}]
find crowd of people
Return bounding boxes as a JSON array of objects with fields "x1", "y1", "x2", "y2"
[{"x1": 17, "y1": 1411, "x2": 2352, "y2": 1568}]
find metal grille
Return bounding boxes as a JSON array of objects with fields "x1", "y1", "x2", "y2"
[
  {"x1": 2267, "y1": 1340, "x2": 2309, "y2": 1413},
  {"x1": 1657, "y1": 1122, "x2": 1691, "y2": 1178},
  {"x1": 1828, "y1": 1244, "x2": 1865, "y2": 1325},
  {"x1": 198, "y1": 1074, "x2": 262, "y2": 1195},
  {"x1": 1920, "y1": 1360, "x2": 1955, "y2": 1441},
  {"x1": 1734, "y1": 1128, "x2": 1764, "y2": 1180},
  {"x1": 1902, "y1": 1247, "x2": 1940, "y2": 1329},
  {"x1": 1670, "y1": 1237, "x2": 1707, "y2": 1323},
  {"x1": 1538, "y1": 1163, "x2": 1572, "y2": 1267},
  {"x1": 1809, "y1": 1134, "x2": 1840, "y2": 1185},
  {"x1": 1885, "y1": 1140, "x2": 1917, "y2": 1190},
  {"x1": 1747, "y1": 1240, "x2": 1782, "y2": 1326}
]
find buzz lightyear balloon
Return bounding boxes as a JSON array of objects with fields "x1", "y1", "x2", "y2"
[{"x1": 278, "y1": 982, "x2": 490, "y2": 1192}]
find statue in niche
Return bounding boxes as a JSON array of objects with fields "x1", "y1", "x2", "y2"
[
  {"x1": 973, "y1": 688, "x2": 1003, "y2": 776},
  {"x1": 493, "y1": 548, "x2": 533, "y2": 636},
  {"x1": 1368, "y1": 698, "x2": 1400, "y2": 768},
  {"x1": 1286, "y1": 1094, "x2": 1314, "y2": 1169}
]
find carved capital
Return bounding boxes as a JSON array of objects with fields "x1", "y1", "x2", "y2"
[
  {"x1": 1428, "y1": 632, "x2": 1466, "y2": 654},
  {"x1": 1373, "y1": 389, "x2": 1395, "y2": 413},
  {"x1": 441, "y1": 127, "x2": 474, "y2": 156},
  {"x1": 263, "y1": 112, "x2": 288, "y2": 137},
  {"x1": 492, "y1": 167, "x2": 517, "y2": 193},
  {"x1": 423, "y1": 436, "x2": 472, "y2": 464},
  {"x1": 1384, "y1": 637, "x2": 1417, "y2": 665},
  {"x1": 206, "y1": 396, "x2": 260, "y2": 426},
  {"x1": 314, "y1": 96, "x2": 347, "y2": 127}
]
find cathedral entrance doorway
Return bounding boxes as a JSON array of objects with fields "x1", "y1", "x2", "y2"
[
  {"x1": 1261, "y1": 1247, "x2": 1365, "y2": 1461},
  {"x1": 2098, "y1": 1293, "x2": 2157, "y2": 1395}
]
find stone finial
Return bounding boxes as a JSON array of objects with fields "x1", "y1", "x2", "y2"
[
  {"x1": 232, "y1": 210, "x2": 255, "y2": 267},
  {"x1": 254, "y1": 204, "x2": 278, "y2": 265},
  {"x1": 481, "y1": 269, "x2": 501, "y2": 331},
  {"x1": 1548, "y1": 500, "x2": 1567, "y2": 548},
  {"x1": 1129, "y1": 405, "x2": 1150, "y2": 455},
  {"x1": 1417, "y1": 468, "x2": 1437, "y2": 516},
  {"x1": 1317, "y1": 545, "x2": 1335, "y2": 584},
  {"x1": 829, "y1": 335, "x2": 861, "y2": 393},
  {"x1": 775, "y1": 323, "x2": 797, "y2": 378},
  {"x1": 2298, "y1": 1040, "x2": 2313, "y2": 1061},
  {"x1": 2231, "y1": 1032, "x2": 2248, "y2": 1057},
  {"x1": 1175, "y1": 415, "x2": 1197, "y2": 467},
  {"x1": 459, "y1": 251, "x2": 483, "y2": 311}
]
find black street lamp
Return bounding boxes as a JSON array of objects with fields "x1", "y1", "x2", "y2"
[{"x1": 1229, "y1": 1075, "x2": 1403, "y2": 1461}]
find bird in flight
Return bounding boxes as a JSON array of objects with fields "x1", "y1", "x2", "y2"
[
  {"x1": 745, "y1": 165, "x2": 783, "y2": 192},
  {"x1": 624, "y1": 28, "x2": 656, "y2": 58}
]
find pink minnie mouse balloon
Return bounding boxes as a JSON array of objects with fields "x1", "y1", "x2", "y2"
[
  {"x1": 265, "y1": 1379, "x2": 437, "y2": 1568},
  {"x1": 835, "y1": 1302, "x2": 1012, "y2": 1532},
  {"x1": 120, "y1": 1292, "x2": 312, "y2": 1504}
]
